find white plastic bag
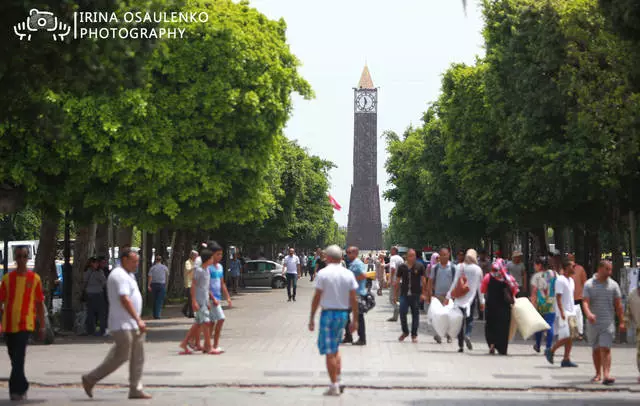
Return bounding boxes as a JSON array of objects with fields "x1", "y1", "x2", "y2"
[
  {"x1": 372, "y1": 280, "x2": 380, "y2": 291},
  {"x1": 446, "y1": 305, "x2": 464, "y2": 338},
  {"x1": 512, "y1": 297, "x2": 551, "y2": 340},
  {"x1": 427, "y1": 297, "x2": 450, "y2": 338}
]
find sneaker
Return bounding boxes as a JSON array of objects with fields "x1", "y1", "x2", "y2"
[
  {"x1": 342, "y1": 337, "x2": 353, "y2": 344},
  {"x1": 533, "y1": 345, "x2": 541, "y2": 353},
  {"x1": 352, "y1": 340, "x2": 366, "y2": 346},
  {"x1": 287, "y1": 298, "x2": 292, "y2": 302},
  {"x1": 323, "y1": 385, "x2": 341, "y2": 396},
  {"x1": 464, "y1": 336, "x2": 473, "y2": 350},
  {"x1": 293, "y1": 297, "x2": 296, "y2": 302},
  {"x1": 545, "y1": 348, "x2": 554, "y2": 365},
  {"x1": 561, "y1": 359, "x2": 578, "y2": 368},
  {"x1": 458, "y1": 348, "x2": 464, "y2": 353},
  {"x1": 387, "y1": 317, "x2": 398, "y2": 322},
  {"x1": 434, "y1": 335, "x2": 442, "y2": 344}
]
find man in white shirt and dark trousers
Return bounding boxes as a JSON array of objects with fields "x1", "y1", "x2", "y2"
[
  {"x1": 283, "y1": 248, "x2": 301, "y2": 302},
  {"x1": 309, "y1": 245, "x2": 359, "y2": 397},
  {"x1": 82, "y1": 248, "x2": 151, "y2": 400}
]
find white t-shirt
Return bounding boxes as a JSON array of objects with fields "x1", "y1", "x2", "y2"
[
  {"x1": 554, "y1": 274, "x2": 575, "y2": 317},
  {"x1": 107, "y1": 267, "x2": 142, "y2": 332},
  {"x1": 389, "y1": 255, "x2": 404, "y2": 283},
  {"x1": 283, "y1": 255, "x2": 300, "y2": 274},
  {"x1": 314, "y1": 263, "x2": 359, "y2": 310}
]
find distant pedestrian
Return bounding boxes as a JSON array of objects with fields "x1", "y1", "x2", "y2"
[
  {"x1": 583, "y1": 260, "x2": 625, "y2": 385},
  {"x1": 428, "y1": 248, "x2": 455, "y2": 344},
  {"x1": 82, "y1": 248, "x2": 151, "y2": 400},
  {"x1": 228, "y1": 254, "x2": 242, "y2": 295},
  {"x1": 545, "y1": 258, "x2": 578, "y2": 367},
  {"x1": 307, "y1": 254, "x2": 315, "y2": 281},
  {"x1": 568, "y1": 253, "x2": 588, "y2": 341},
  {"x1": 308, "y1": 245, "x2": 359, "y2": 396},
  {"x1": 182, "y1": 250, "x2": 198, "y2": 318},
  {"x1": 387, "y1": 246, "x2": 404, "y2": 322},
  {"x1": 206, "y1": 241, "x2": 232, "y2": 354},
  {"x1": 530, "y1": 257, "x2": 557, "y2": 354},
  {"x1": 375, "y1": 252, "x2": 386, "y2": 296},
  {"x1": 507, "y1": 251, "x2": 526, "y2": 296},
  {"x1": 84, "y1": 257, "x2": 108, "y2": 336},
  {"x1": 147, "y1": 256, "x2": 169, "y2": 319},
  {"x1": 0, "y1": 246, "x2": 46, "y2": 401},
  {"x1": 283, "y1": 248, "x2": 301, "y2": 302},
  {"x1": 343, "y1": 246, "x2": 368, "y2": 345},
  {"x1": 395, "y1": 249, "x2": 427, "y2": 343},
  {"x1": 446, "y1": 249, "x2": 484, "y2": 353},
  {"x1": 315, "y1": 250, "x2": 328, "y2": 275},
  {"x1": 624, "y1": 279, "x2": 640, "y2": 383},
  {"x1": 481, "y1": 258, "x2": 517, "y2": 355}
]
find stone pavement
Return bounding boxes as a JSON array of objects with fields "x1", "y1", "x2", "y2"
[{"x1": 1, "y1": 278, "x2": 639, "y2": 393}]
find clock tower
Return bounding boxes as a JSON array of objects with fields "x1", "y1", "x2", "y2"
[{"x1": 347, "y1": 65, "x2": 383, "y2": 250}]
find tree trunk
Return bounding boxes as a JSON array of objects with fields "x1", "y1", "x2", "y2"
[
  {"x1": 144, "y1": 231, "x2": 154, "y2": 271},
  {"x1": 95, "y1": 222, "x2": 109, "y2": 257},
  {"x1": 585, "y1": 226, "x2": 601, "y2": 277},
  {"x1": 72, "y1": 223, "x2": 97, "y2": 315},
  {"x1": 630, "y1": 210, "x2": 637, "y2": 269},
  {"x1": 167, "y1": 230, "x2": 188, "y2": 298},
  {"x1": 573, "y1": 224, "x2": 587, "y2": 267},
  {"x1": 531, "y1": 225, "x2": 548, "y2": 259},
  {"x1": 34, "y1": 211, "x2": 60, "y2": 302},
  {"x1": 117, "y1": 225, "x2": 133, "y2": 249},
  {"x1": 554, "y1": 225, "x2": 566, "y2": 255},
  {"x1": 610, "y1": 204, "x2": 624, "y2": 283},
  {"x1": 154, "y1": 227, "x2": 170, "y2": 262}
]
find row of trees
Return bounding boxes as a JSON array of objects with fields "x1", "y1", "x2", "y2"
[
  {"x1": 387, "y1": 0, "x2": 639, "y2": 277},
  {"x1": 1, "y1": 0, "x2": 342, "y2": 313}
]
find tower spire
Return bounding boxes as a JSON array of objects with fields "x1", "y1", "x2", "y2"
[{"x1": 358, "y1": 64, "x2": 374, "y2": 89}]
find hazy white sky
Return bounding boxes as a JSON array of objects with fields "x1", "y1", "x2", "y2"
[{"x1": 249, "y1": 0, "x2": 485, "y2": 226}]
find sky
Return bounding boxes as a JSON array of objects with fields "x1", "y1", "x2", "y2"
[{"x1": 249, "y1": 0, "x2": 485, "y2": 226}]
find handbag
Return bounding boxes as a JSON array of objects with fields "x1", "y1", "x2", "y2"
[{"x1": 451, "y1": 265, "x2": 470, "y2": 299}]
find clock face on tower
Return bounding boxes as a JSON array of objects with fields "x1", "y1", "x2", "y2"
[{"x1": 355, "y1": 91, "x2": 377, "y2": 113}]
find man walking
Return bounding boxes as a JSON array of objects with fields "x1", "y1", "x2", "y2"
[
  {"x1": 182, "y1": 250, "x2": 198, "y2": 318},
  {"x1": 583, "y1": 260, "x2": 625, "y2": 385},
  {"x1": 545, "y1": 258, "x2": 578, "y2": 367},
  {"x1": 228, "y1": 254, "x2": 242, "y2": 295},
  {"x1": 0, "y1": 246, "x2": 46, "y2": 401},
  {"x1": 396, "y1": 249, "x2": 427, "y2": 343},
  {"x1": 428, "y1": 247, "x2": 455, "y2": 343},
  {"x1": 507, "y1": 251, "x2": 527, "y2": 296},
  {"x1": 82, "y1": 248, "x2": 151, "y2": 399},
  {"x1": 309, "y1": 245, "x2": 358, "y2": 396},
  {"x1": 387, "y1": 246, "x2": 404, "y2": 322},
  {"x1": 343, "y1": 246, "x2": 368, "y2": 345},
  {"x1": 147, "y1": 256, "x2": 169, "y2": 319},
  {"x1": 568, "y1": 253, "x2": 588, "y2": 340},
  {"x1": 283, "y1": 248, "x2": 301, "y2": 302}
]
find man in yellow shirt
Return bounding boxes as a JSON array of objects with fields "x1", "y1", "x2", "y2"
[
  {"x1": 182, "y1": 250, "x2": 198, "y2": 318},
  {"x1": 0, "y1": 246, "x2": 45, "y2": 401}
]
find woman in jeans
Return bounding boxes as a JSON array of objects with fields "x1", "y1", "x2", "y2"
[
  {"x1": 530, "y1": 256, "x2": 557, "y2": 353},
  {"x1": 84, "y1": 257, "x2": 107, "y2": 336}
]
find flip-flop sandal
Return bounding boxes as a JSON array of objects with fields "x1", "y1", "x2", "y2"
[
  {"x1": 178, "y1": 349, "x2": 192, "y2": 355},
  {"x1": 602, "y1": 378, "x2": 615, "y2": 386},
  {"x1": 591, "y1": 376, "x2": 601, "y2": 383}
]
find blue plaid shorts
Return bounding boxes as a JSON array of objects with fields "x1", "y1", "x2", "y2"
[{"x1": 317, "y1": 310, "x2": 349, "y2": 355}]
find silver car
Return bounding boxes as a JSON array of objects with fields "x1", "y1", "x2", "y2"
[{"x1": 243, "y1": 260, "x2": 286, "y2": 289}]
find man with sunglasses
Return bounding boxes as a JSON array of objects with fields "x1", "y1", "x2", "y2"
[{"x1": 0, "y1": 246, "x2": 46, "y2": 401}]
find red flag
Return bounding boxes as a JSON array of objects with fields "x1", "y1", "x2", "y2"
[{"x1": 328, "y1": 194, "x2": 341, "y2": 211}]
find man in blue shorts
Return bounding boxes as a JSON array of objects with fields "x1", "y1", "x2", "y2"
[
  {"x1": 309, "y1": 245, "x2": 358, "y2": 397},
  {"x1": 207, "y1": 241, "x2": 232, "y2": 355}
]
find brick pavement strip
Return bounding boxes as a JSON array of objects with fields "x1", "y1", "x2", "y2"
[{"x1": 1, "y1": 279, "x2": 639, "y2": 392}]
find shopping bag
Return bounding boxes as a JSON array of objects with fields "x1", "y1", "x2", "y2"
[
  {"x1": 446, "y1": 306, "x2": 464, "y2": 338},
  {"x1": 512, "y1": 297, "x2": 551, "y2": 340},
  {"x1": 427, "y1": 297, "x2": 449, "y2": 338},
  {"x1": 372, "y1": 280, "x2": 380, "y2": 291}
]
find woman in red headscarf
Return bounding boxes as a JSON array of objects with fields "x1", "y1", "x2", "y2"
[{"x1": 480, "y1": 258, "x2": 519, "y2": 355}]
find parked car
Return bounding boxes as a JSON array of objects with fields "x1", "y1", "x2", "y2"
[{"x1": 243, "y1": 260, "x2": 286, "y2": 289}]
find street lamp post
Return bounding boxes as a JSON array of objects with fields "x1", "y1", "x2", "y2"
[{"x1": 61, "y1": 210, "x2": 74, "y2": 331}]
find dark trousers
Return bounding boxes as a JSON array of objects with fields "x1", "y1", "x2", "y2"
[
  {"x1": 86, "y1": 292, "x2": 107, "y2": 335},
  {"x1": 286, "y1": 274, "x2": 297, "y2": 299},
  {"x1": 5, "y1": 331, "x2": 30, "y2": 396},
  {"x1": 344, "y1": 306, "x2": 366, "y2": 343},
  {"x1": 457, "y1": 307, "x2": 474, "y2": 349},
  {"x1": 151, "y1": 283, "x2": 166, "y2": 319},
  {"x1": 182, "y1": 287, "x2": 194, "y2": 318},
  {"x1": 400, "y1": 295, "x2": 420, "y2": 337}
]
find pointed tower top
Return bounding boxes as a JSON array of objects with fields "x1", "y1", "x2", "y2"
[{"x1": 358, "y1": 65, "x2": 374, "y2": 89}]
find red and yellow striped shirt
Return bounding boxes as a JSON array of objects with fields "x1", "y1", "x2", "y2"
[{"x1": 0, "y1": 271, "x2": 44, "y2": 333}]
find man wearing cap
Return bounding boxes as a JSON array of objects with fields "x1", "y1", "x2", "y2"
[
  {"x1": 182, "y1": 250, "x2": 198, "y2": 318},
  {"x1": 309, "y1": 245, "x2": 359, "y2": 396},
  {"x1": 507, "y1": 251, "x2": 527, "y2": 297}
]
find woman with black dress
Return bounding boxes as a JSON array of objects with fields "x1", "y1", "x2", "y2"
[{"x1": 480, "y1": 258, "x2": 519, "y2": 355}]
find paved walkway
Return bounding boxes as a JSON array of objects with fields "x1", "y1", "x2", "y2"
[{"x1": 1, "y1": 279, "x2": 639, "y2": 393}]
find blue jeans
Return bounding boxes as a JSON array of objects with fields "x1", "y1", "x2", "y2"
[
  {"x1": 399, "y1": 295, "x2": 420, "y2": 337},
  {"x1": 286, "y1": 273, "x2": 297, "y2": 299},
  {"x1": 535, "y1": 312, "x2": 556, "y2": 349},
  {"x1": 151, "y1": 283, "x2": 166, "y2": 319},
  {"x1": 458, "y1": 307, "x2": 474, "y2": 349}
]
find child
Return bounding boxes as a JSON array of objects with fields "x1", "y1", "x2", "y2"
[
  {"x1": 207, "y1": 241, "x2": 232, "y2": 354},
  {"x1": 179, "y1": 246, "x2": 214, "y2": 354}
]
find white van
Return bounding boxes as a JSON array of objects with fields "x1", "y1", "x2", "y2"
[{"x1": 0, "y1": 240, "x2": 39, "y2": 272}]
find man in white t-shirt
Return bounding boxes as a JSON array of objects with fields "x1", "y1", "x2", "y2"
[
  {"x1": 82, "y1": 248, "x2": 151, "y2": 400},
  {"x1": 545, "y1": 258, "x2": 578, "y2": 367},
  {"x1": 308, "y1": 245, "x2": 358, "y2": 397},
  {"x1": 283, "y1": 248, "x2": 301, "y2": 302},
  {"x1": 387, "y1": 246, "x2": 404, "y2": 322}
]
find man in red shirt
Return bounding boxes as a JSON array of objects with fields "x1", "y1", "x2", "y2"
[{"x1": 0, "y1": 246, "x2": 45, "y2": 401}]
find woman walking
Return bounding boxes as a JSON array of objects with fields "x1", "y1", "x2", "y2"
[{"x1": 481, "y1": 258, "x2": 518, "y2": 355}]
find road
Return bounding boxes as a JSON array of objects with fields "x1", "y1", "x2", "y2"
[{"x1": 1, "y1": 277, "x2": 639, "y2": 404}]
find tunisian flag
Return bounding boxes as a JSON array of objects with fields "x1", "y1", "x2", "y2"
[{"x1": 328, "y1": 194, "x2": 342, "y2": 211}]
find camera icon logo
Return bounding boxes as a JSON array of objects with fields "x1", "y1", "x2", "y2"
[{"x1": 14, "y1": 8, "x2": 71, "y2": 41}]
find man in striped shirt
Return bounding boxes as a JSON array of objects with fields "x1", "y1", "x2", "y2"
[{"x1": 0, "y1": 246, "x2": 45, "y2": 401}]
